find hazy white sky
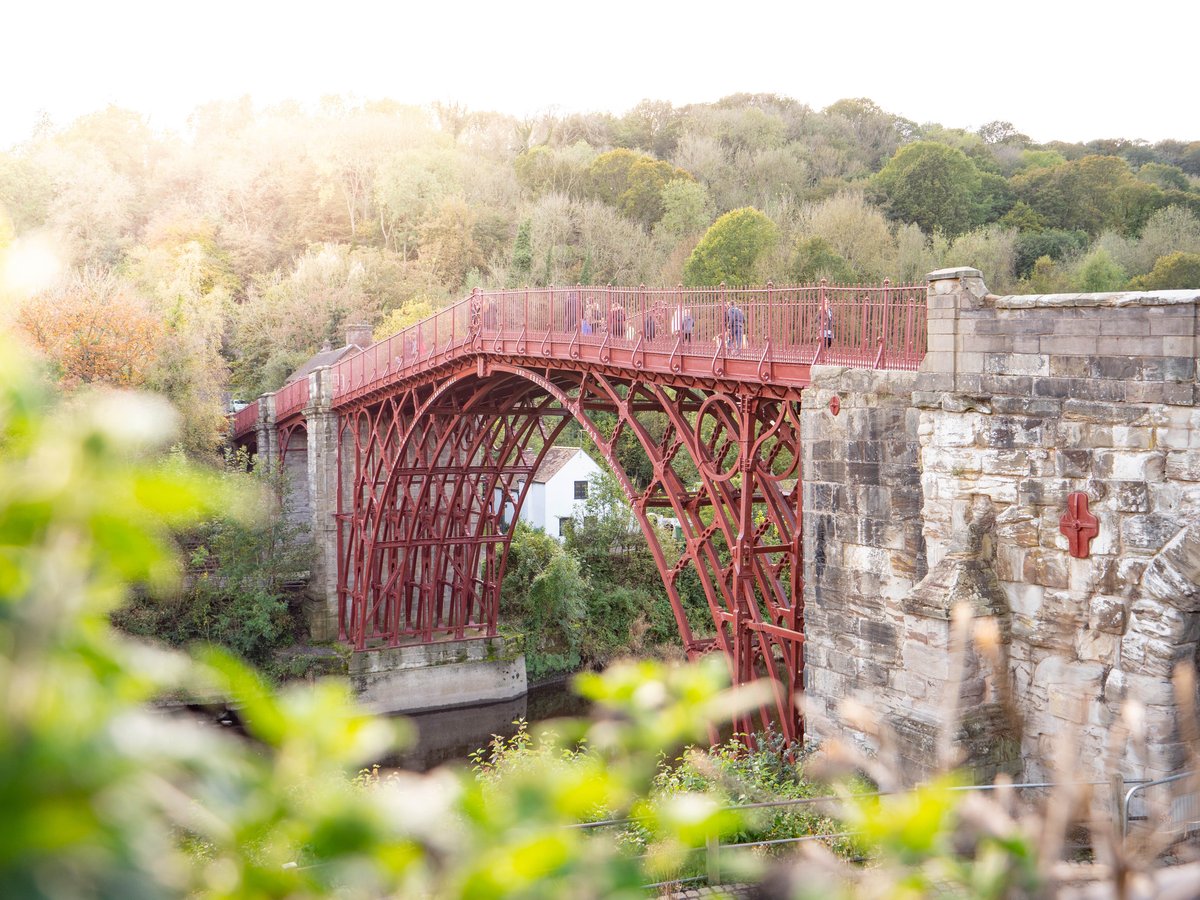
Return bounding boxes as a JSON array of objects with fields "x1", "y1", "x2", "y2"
[{"x1": 4, "y1": 0, "x2": 1195, "y2": 148}]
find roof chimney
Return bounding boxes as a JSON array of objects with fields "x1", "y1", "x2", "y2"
[{"x1": 345, "y1": 323, "x2": 373, "y2": 350}]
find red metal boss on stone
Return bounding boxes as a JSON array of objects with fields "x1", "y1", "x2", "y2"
[{"x1": 1060, "y1": 492, "x2": 1099, "y2": 559}]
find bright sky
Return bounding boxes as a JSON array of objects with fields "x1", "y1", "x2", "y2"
[{"x1": 4, "y1": 0, "x2": 1196, "y2": 149}]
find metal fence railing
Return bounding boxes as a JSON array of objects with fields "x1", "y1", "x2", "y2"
[
  {"x1": 329, "y1": 280, "x2": 928, "y2": 405},
  {"x1": 571, "y1": 778, "x2": 1143, "y2": 891},
  {"x1": 229, "y1": 281, "x2": 928, "y2": 440},
  {"x1": 274, "y1": 377, "x2": 310, "y2": 421},
  {"x1": 231, "y1": 400, "x2": 259, "y2": 437},
  {"x1": 1122, "y1": 771, "x2": 1200, "y2": 839}
]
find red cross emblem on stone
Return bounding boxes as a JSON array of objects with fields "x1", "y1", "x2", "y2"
[{"x1": 1059, "y1": 492, "x2": 1098, "y2": 559}]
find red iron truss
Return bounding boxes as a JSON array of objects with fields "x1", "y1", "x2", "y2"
[{"x1": 231, "y1": 281, "x2": 928, "y2": 744}]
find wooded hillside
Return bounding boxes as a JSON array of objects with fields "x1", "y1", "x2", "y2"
[{"x1": 3, "y1": 94, "x2": 1198, "y2": 455}]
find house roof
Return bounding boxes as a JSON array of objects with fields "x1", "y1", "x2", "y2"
[
  {"x1": 521, "y1": 446, "x2": 589, "y2": 484},
  {"x1": 284, "y1": 344, "x2": 359, "y2": 385}
]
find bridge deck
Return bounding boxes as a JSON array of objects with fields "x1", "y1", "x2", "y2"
[{"x1": 231, "y1": 281, "x2": 926, "y2": 438}]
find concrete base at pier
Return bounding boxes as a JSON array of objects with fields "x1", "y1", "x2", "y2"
[{"x1": 348, "y1": 635, "x2": 527, "y2": 714}]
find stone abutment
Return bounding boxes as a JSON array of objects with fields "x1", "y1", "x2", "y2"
[{"x1": 804, "y1": 267, "x2": 1200, "y2": 787}]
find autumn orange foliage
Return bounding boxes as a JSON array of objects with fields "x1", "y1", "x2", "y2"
[{"x1": 16, "y1": 269, "x2": 161, "y2": 388}]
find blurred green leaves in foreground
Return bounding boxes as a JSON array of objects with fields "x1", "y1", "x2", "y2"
[
  {"x1": 0, "y1": 324, "x2": 1070, "y2": 899},
  {"x1": 0, "y1": 331, "x2": 771, "y2": 898}
]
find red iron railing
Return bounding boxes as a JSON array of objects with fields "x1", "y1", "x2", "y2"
[
  {"x1": 232, "y1": 399, "x2": 259, "y2": 437},
  {"x1": 330, "y1": 280, "x2": 927, "y2": 403},
  {"x1": 274, "y1": 377, "x2": 310, "y2": 421}
]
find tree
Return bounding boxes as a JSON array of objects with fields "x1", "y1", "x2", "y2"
[
  {"x1": 513, "y1": 141, "x2": 597, "y2": 198},
  {"x1": 0, "y1": 152, "x2": 52, "y2": 234},
  {"x1": 941, "y1": 226, "x2": 1018, "y2": 293},
  {"x1": 790, "y1": 236, "x2": 853, "y2": 283},
  {"x1": 1022, "y1": 255, "x2": 1070, "y2": 293},
  {"x1": 654, "y1": 179, "x2": 713, "y2": 241},
  {"x1": 872, "y1": 141, "x2": 982, "y2": 237},
  {"x1": 1073, "y1": 248, "x2": 1128, "y2": 292},
  {"x1": 1013, "y1": 229, "x2": 1088, "y2": 278},
  {"x1": 418, "y1": 197, "x2": 485, "y2": 288},
  {"x1": 585, "y1": 149, "x2": 692, "y2": 227},
  {"x1": 16, "y1": 268, "x2": 160, "y2": 387},
  {"x1": 232, "y1": 244, "x2": 389, "y2": 398},
  {"x1": 508, "y1": 219, "x2": 533, "y2": 286},
  {"x1": 683, "y1": 207, "x2": 779, "y2": 287},
  {"x1": 977, "y1": 120, "x2": 1029, "y2": 146},
  {"x1": 998, "y1": 200, "x2": 1047, "y2": 233},
  {"x1": 614, "y1": 99, "x2": 682, "y2": 158},
  {"x1": 1011, "y1": 155, "x2": 1160, "y2": 235},
  {"x1": 500, "y1": 523, "x2": 587, "y2": 678},
  {"x1": 1131, "y1": 205, "x2": 1200, "y2": 275},
  {"x1": 822, "y1": 98, "x2": 915, "y2": 170},
  {"x1": 1137, "y1": 162, "x2": 1189, "y2": 191},
  {"x1": 1131, "y1": 251, "x2": 1200, "y2": 290},
  {"x1": 797, "y1": 192, "x2": 896, "y2": 281},
  {"x1": 575, "y1": 200, "x2": 658, "y2": 285},
  {"x1": 1017, "y1": 149, "x2": 1067, "y2": 172},
  {"x1": 373, "y1": 297, "x2": 435, "y2": 341},
  {"x1": 373, "y1": 141, "x2": 461, "y2": 260}
]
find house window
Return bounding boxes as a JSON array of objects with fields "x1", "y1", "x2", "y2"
[
  {"x1": 557, "y1": 516, "x2": 571, "y2": 537},
  {"x1": 574, "y1": 480, "x2": 588, "y2": 500}
]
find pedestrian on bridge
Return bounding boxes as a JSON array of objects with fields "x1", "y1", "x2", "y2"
[
  {"x1": 643, "y1": 309, "x2": 657, "y2": 341},
  {"x1": 726, "y1": 301, "x2": 745, "y2": 353},
  {"x1": 608, "y1": 300, "x2": 625, "y2": 339}
]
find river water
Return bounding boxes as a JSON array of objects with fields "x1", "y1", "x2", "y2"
[{"x1": 384, "y1": 678, "x2": 591, "y2": 772}]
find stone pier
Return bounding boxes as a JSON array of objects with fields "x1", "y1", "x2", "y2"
[
  {"x1": 349, "y1": 635, "x2": 527, "y2": 714},
  {"x1": 804, "y1": 267, "x2": 1200, "y2": 787}
]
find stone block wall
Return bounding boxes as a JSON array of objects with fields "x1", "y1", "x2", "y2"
[
  {"x1": 801, "y1": 369, "x2": 928, "y2": 754},
  {"x1": 806, "y1": 267, "x2": 1200, "y2": 787}
]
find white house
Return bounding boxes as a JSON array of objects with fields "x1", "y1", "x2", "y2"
[{"x1": 512, "y1": 447, "x2": 604, "y2": 540}]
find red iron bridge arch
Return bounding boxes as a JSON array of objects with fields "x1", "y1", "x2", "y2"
[{"x1": 231, "y1": 281, "x2": 928, "y2": 741}]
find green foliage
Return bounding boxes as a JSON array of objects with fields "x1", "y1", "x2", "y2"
[
  {"x1": 683, "y1": 207, "x2": 779, "y2": 286},
  {"x1": 585, "y1": 148, "x2": 693, "y2": 227},
  {"x1": 1017, "y1": 148, "x2": 1067, "y2": 172},
  {"x1": 941, "y1": 226, "x2": 1018, "y2": 293},
  {"x1": 797, "y1": 192, "x2": 896, "y2": 281},
  {"x1": 872, "y1": 141, "x2": 983, "y2": 237},
  {"x1": 0, "y1": 336, "x2": 407, "y2": 897},
  {"x1": 1021, "y1": 255, "x2": 1071, "y2": 294},
  {"x1": 1138, "y1": 161, "x2": 1190, "y2": 191},
  {"x1": 1073, "y1": 247, "x2": 1128, "y2": 292},
  {"x1": 1013, "y1": 228, "x2": 1089, "y2": 277},
  {"x1": 654, "y1": 178, "x2": 713, "y2": 240},
  {"x1": 997, "y1": 199, "x2": 1047, "y2": 233},
  {"x1": 113, "y1": 451, "x2": 312, "y2": 665},
  {"x1": 790, "y1": 236, "x2": 853, "y2": 283},
  {"x1": 1130, "y1": 251, "x2": 1200, "y2": 289},
  {"x1": 1011, "y1": 154, "x2": 1163, "y2": 236},
  {"x1": 373, "y1": 296, "x2": 435, "y2": 341},
  {"x1": 500, "y1": 524, "x2": 586, "y2": 678},
  {"x1": 513, "y1": 142, "x2": 597, "y2": 198},
  {"x1": 0, "y1": 328, "x2": 779, "y2": 898},
  {"x1": 508, "y1": 218, "x2": 532, "y2": 287}
]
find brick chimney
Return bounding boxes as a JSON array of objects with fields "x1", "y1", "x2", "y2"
[{"x1": 345, "y1": 323, "x2": 373, "y2": 350}]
